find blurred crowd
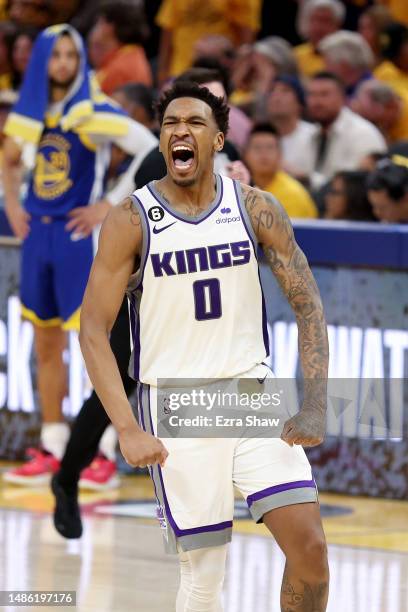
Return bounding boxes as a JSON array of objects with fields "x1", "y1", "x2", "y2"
[{"x1": 1, "y1": 0, "x2": 408, "y2": 223}]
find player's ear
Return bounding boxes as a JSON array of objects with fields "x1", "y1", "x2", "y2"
[{"x1": 213, "y1": 131, "x2": 224, "y2": 154}]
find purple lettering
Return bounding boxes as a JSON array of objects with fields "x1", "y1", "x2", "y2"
[
  {"x1": 208, "y1": 244, "x2": 232, "y2": 269},
  {"x1": 150, "y1": 252, "x2": 175, "y2": 277},
  {"x1": 231, "y1": 241, "x2": 251, "y2": 265}
]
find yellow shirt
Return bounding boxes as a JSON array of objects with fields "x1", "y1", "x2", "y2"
[
  {"x1": 378, "y1": 0, "x2": 408, "y2": 26},
  {"x1": 0, "y1": 0, "x2": 7, "y2": 19},
  {"x1": 374, "y1": 61, "x2": 408, "y2": 104},
  {"x1": 294, "y1": 42, "x2": 325, "y2": 78},
  {"x1": 264, "y1": 171, "x2": 318, "y2": 219},
  {"x1": 156, "y1": 0, "x2": 261, "y2": 76},
  {"x1": 388, "y1": 98, "x2": 408, "y2": 143},
  {"x1": 0, "y1": 72, "x2": 11, "y2": 90}
]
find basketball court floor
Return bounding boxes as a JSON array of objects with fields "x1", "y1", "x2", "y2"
[{"x1": 0, "y1": 464, "x2": 407, "y2": 611}]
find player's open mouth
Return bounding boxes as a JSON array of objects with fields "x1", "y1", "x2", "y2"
[{"x1": 171, "y1": 144, "x2": 195, "y2": 172}]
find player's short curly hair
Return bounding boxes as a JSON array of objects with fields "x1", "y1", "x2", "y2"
[{"x1": 156, "y1": 81, "x2": 230, "y2": 135}]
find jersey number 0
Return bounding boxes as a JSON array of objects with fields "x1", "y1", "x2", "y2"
[{"x1": 193, "y1": 279, "x2": 222, "y2": 321}]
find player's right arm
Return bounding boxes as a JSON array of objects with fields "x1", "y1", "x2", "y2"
[
  {"x1": 79, "y1": 198, "x2": 168, "y2": 468},
  {"x1": 2, "y1": 136, "x2": 30, "y2": 239}
]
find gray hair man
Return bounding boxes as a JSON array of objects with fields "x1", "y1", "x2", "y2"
[
  {"x1": 319, "y1": 30, "x2": 375, "y2": 97},
  {"x1": 295, "y1": 0, "x2": 345, "y2": 77},
  {"x1": 352, "y1": 79, "x2": 408, "y2": 144}
]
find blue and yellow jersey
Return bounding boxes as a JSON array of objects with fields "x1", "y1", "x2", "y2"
[
  {"x1": 27, "y1": 124, "x2": 97, "y2": 217},
  {"x1": 25, "y1": 98, "x2": 129, "y2": 217}
]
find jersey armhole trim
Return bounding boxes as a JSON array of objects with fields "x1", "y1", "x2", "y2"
[
  {"x1": 233, "y1": 179, "x2": 259, "y2": 257},
  {"x1": 128, "y1": 193, "x2": 150, "y2": 292}
]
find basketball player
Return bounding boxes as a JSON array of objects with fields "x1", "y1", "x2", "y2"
[
  {"x1": 80, "y1": 81, "x2": 329, "y2": 611},
  {"x1": 51, "y1": 67, "x2": 250, "y2": 539},
  {"x1": 2, "y1": 24, "x2": 156, "y2": 485}
]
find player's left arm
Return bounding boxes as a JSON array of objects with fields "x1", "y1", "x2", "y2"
[{"x1": 243, "y1": 184, "x2": 329, "y2": 447}]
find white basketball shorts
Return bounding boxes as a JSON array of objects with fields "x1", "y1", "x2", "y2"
[{"x1": 137, "y1": 364, "x2": 317, "y2": 554}]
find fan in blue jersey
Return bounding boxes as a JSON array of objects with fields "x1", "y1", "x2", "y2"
[
  {"x1": 2, "y1": 24, "x2": 157, "y2": 486},
  {"x1": 80, "y1": 81, "x2": 330, "y2": 612}
]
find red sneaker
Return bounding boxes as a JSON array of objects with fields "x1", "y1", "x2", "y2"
[
  {"x1": 79, "y1": 455, "x2": 119, "y2": 491},
  {"x1": 3, "y1": 449, "x2": 60, "y2": 486}
]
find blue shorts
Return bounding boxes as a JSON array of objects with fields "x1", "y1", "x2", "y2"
[{"x1": 20, "y1": 217, "x2": 94, "y2": 330}]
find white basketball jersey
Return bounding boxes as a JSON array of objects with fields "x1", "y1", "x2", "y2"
[{"x1": 128, "y1": 174, "x2": 268, "y2": 385}]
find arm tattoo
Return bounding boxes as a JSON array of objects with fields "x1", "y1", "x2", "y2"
[
  {"x1": 245, "y1": 188, "x2": 274, "y2": 234},
  {"x1": 244, "y1": 187, "x2": 329, "y2": 410},
  {"x1": 123, "y1": 197, "x2": 141, "y2": 227}
]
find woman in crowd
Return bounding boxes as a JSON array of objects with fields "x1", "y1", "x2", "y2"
[
  {"x1": 324, "y1": 170, "x2": 376, "y2": 220},
  {"x1": 11, "y1": 26, "x2": 37, "y2": 90}
]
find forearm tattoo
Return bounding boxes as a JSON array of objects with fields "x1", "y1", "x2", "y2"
[{"x1": 244, "y1": 188, "x2": 329, "y2": 409}]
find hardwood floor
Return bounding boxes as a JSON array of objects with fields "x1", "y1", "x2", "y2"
[{"x1": 0, "y1": 467, "x2": 407, "y2": 611}]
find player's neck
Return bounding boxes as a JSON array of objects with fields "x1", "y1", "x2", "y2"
[{"x1": 157, "y1": 173, "x2": 217, "y2": 212}]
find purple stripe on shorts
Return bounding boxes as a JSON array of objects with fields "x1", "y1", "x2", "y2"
[
  {"x1": 247, "y1": 479, "x2": 316, "y2": 508},
  {"x1": 138, "y1": 383, "x2": 146, "y2": 431}
]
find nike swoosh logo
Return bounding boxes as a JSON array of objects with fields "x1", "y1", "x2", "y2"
[{"x1": 153, "y1": 221, "x2": 177, "y2": 234}]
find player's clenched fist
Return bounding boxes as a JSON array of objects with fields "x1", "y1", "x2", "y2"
[
  {"x1": 119, "y1": 427, "x2": 169, "y2": 468},
  {"x1": 281, "y1": 409, "x2": 326, "y2": 448}
]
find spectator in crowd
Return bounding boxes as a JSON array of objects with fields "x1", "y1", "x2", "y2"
[
  {"x1": 11, "y1": 26, "x2": 37, "y2": 90},
  {"x1": 88, "y1": 1, "x2": 152, "y2": 96},
  {"x1": 252, "y1": 36, "x2": 299, "y2": 81},
  {"x1": 295, "y1": 0, "x2": 345, "y2": 78},
  {"x1": 377, "y1": 0, "x2": 408, "y2": 27},
  {"x1": 107, "y1": 83, "x2": 158, "y2": 195},
  {"x1": 244, "y1": 123, "x2": 318, "y2": 218},
  {"x1": 2, "y1": 24, "x2": 157, "y2": 487},
  {"x1": 318, "y1": 30, "x2": 374, "y2": 98},
  {"x1": 352, "y1": 80, "x2": 408, "y2": 143},
  {"x1": 155, "y1": 0, "x2": 261, "y2": 83},
  {"x1": 232, "y1": 36, "x2": 298, "y2": 119},
  {"x1": 7, "y1": 0, "x2": 50, "y2": 27},
  {"x1": 113, "y1": 83, "x2": 157, "y2": 132},
  {"x1": 192, "y1": 58, "x2": 252, "y2": 151},
  {"x1": 374, "y1": 22, "x2": 408, "y2": 103},
  {"x1": 358, "y1": 5, "x2": 393, "y2": 66},
  {"x1": 367, "y1": 155, "x2": 408, "y2": 221},
  {"x1": 193, "y1": 35, "x2": 236, "y2": 73},
  {"x1": 267, "y1": 75, "x2": 316, "y2": 182},
  {"x1": 306, "y1": 71, "x2": 387, "y2": 187},
  {"x1": 323, "y1": 170, "x2": 376, "y2": 220},
  {"x1": 0, "y1": 21, "x2": 16, "y2": 90}
]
